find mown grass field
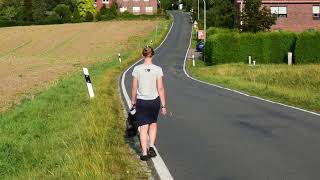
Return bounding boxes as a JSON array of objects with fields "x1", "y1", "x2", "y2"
[
  {"x1": 187, "y1": 60, "x2": 320, "y2": 112},
  {"x1": 0, "y1": 20, "x2": 161, "y2": 112},
  {"x1": 0, "y1": 18, "x2": 171, "y2": 179}
]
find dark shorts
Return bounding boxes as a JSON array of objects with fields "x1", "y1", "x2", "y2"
[{"x1": 136, "y1": 97, "x2": 160, "y2": 126}]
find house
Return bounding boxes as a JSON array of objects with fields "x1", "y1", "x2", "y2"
[
  {"x1": 95, "y1": 0, "x2": 112, "y2": 9},
  {"x1": 95, "y1": 0, "x2": 158, "y2": 15},
  {"x1": 236, "y1": 0, "x2": 320, "y2": 31}
]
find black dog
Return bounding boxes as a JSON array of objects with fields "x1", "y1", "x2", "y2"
[{"x1": 126, "y1": 107, "x2": 138, "y2": 138}]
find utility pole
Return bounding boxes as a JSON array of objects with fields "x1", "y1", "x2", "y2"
[
  {"x1": 203, "y1": 0, "x2": 206, "y2": 43},
  {"x1": 197, "y1": 0, "x2": 200, "y2": 20}
]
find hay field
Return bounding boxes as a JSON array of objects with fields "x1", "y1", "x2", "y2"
[{"x1": 0, "y1": 20, "x2": 159, "y2": 111}]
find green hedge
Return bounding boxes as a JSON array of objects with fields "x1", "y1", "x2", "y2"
[
  {"x1": 205, "y1": 31, "x2": 296, "y2": 65},
  {"x1": 205, "y1": 33, "x2": 240, "y2": 65},
  {"x1": 206, "y1": 27, "x2": 237, "y2": 36},
  {"x1": 265, "y1": 32, "x2": 296, "y2": 64},
  {"x1": 238, "y1": 33, "x2": 263, "y2": 63},
  {"x1": 295, "y1": 31, "x2": 320, "y2": 64}
]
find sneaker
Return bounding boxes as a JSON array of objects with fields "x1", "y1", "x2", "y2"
[
  {"x1": 148, "y1": 147, "x2": 157, "y2": 158},
  {"x1": 140, "y1": 155, "x2": 150, "y2": 161}
]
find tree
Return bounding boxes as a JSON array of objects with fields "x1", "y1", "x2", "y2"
[
  {"x1": 77, "y1": 0, "x2": 96, "y2": 20},
  {"x1": 22, "y1": 0, "x2": 33, "y2": 21},
  {"x1": 32, "y1": 0, "x2": 47, "y2": 21},
  {"x1": 206, "y1": 0, "x2": 235, "y2": 28},
  {"x1": 109, "y1": 3, "x2": 118, "y2": 18},
  {"x1": 54, "y1": 4, "x2": 72, "y2": 23},
  {"x1": 72, "y1": 6, "x2": 81, "y2": 23},
  {"x1": 45, "y1": 0, "x2": 77, "y2": 11},
  {"x1": 100, "y1": 4, "x2": 108, "y2": 15},
  {"x1": 0, "y1": 0, "x2": 23, "y2": 20},
  {"x1": 84, "y1": 11, "x2": 94, "y2": 21},
  {"x1": 240, "y1": 0, "x2": 276, "y2": 32}
]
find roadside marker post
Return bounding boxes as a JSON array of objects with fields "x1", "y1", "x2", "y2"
[
  {"x1": 192, "y1": 54, "x2": 195, "y2": 67},
  {"x1": 253, "y1": 61, "x2": 256, "y2": 66},
  {"x1": 288, "y1": 52, "x2": 293, "y2": 65},
  {"x1": 248, "y1": 56, "x2": 252, "y2": 65},
  {"x1": 118, "y1": 53, "x2": 122, "y2": 64},
  {"x1": 83, "y1": 68, "x2": 95, "y2": 98},
  {"x1": 155, "y1": 25, "x2": 158, "y2": 42}
]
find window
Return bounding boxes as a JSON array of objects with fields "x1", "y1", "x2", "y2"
[
  {"x1": 313, "y1": 6, "x2": 320, "y2": 18},
  {"x1": 133, "y1": 7, "x2": 140, "y2": 13},
  {"x1": 271, "y1": 6, "x2": 287, "y2": 18},
  {"x1": 145, "y1": 7, "x2": 153, "y2": 13},
  {"x1": 103, "y1": 0, "x2": 109, "y2": 4},
  {"x1": 120, "y1": 7, "x2": 127, "y2": 13}
]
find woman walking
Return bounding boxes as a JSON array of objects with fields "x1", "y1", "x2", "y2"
[{"x1": 131, "y1": 46, "x2": 167, "y2": 161}]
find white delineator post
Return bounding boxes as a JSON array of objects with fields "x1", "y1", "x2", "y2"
[
  {"x1": 155, "y1": 25, "x2": 158, "y2": 42},
  {"x1": 248, "y1": 56, "x2": 252, "y2": 65},
  {"x1": 253, "y1": 61, "x2": 256, "y2": 66},
  {"x1": 288, "y1": 52, "x2": 293, "y2": 65},
  {"x1": 83, "y1": 68, "x2": 94, "y2": 98},
  {"x1": 118, "y1": 53, "x2": 122, "y2": 64},
  {"x1": 192, "y1": 54, "x2": 195, "y2": 67}
]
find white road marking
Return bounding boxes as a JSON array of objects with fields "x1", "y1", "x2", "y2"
[
  {"x1": 182, "y1": 18, "x2": 320, "y2": 117},
  {"x1": 120, "y1": 14, "x2": 175, "y2": 180}
]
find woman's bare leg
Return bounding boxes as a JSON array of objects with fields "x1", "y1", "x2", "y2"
[
  {"x1": 149, "y1": 122, "x2": 157, "y2": 147},
  {"x1": 140, "y1": 124, "x2": 149, "y2": 155}
]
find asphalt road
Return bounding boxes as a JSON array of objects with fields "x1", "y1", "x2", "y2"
[{"x1": 123, "y1": 11, "x2": 320, "y2": 180}]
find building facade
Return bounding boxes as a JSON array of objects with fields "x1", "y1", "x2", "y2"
[
  {"x1": 95, "y1": 0, "x2": 157, "y2": 15},
  {"x1": 236, "y1": 0, "x2": 320, "y2": 31}
]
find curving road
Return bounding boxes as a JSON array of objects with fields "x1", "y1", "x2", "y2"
[{"x1": 123, "y1": 11, "x2": 320, "y2": 180}]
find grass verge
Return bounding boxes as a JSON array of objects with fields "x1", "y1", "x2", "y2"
[
  {"x1": 187, "y1": 60, "x2": 320, "y2": 112},
  {"x1": 0, "y1": 17, "x2": 172, "y2": 179}
]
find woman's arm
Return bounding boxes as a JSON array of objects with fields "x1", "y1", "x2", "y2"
[
  {"x1": 157, "y1": 77, "x2": 167, "y2": 115},
  {"x1": 131, "y1": 78, "x2": 138, "y2": 108}
]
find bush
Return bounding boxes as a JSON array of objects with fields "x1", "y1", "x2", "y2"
[
  {"x1": 37, "y1": 13, "x2": 63, "y2": 25},
  {"x1": 205, "y1": 31, "x2": 296, "y2": 65},
  {"x1": 0, "y1": 19, "x2": 18, "y2": 27},
  {"x1": 84, "y1": 12, "x2": 94, "y2": 22},
  {"x1": 100, "y1": 4, "x2": 108, "y2": 15},
  {"x1": 54, "y1": 4, "x2": 72, "y2": 23},
  {"x1": 0, "y1": 19, "x2": 30, "y2": 27},
  {"x1": 295, "y1": 31, "x2": 320, "y2": 64},
  {"x1": 119, "y1": 11, "x2": 135, "y2": 18},
  {"x1": 72, "y1": 7, "x2": 81, "y2": 23},
  {"x1": 95, "y1": 12, "x2": 102, "y2": 21}
]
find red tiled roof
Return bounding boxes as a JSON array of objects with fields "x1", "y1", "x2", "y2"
[{"x1": 236, "y1": 0, "x2": 320, "y2": 3}]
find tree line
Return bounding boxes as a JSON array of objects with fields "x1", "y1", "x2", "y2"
[
  {"x1": 0, "y1": 0, "x2": 105, "y2": 24},
  {"x1": 178, "y1": 0, "x2": 276, "y2": 32}
]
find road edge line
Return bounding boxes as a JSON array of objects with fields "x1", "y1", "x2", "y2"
[
  {"x1": 120, "y1": 14, "x2": 175, "y2": 180},
  {"x1": 182, "y1": 17, "x2": 320, "y2": 117}
]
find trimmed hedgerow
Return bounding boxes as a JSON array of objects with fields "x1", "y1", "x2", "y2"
[
  {"x1": 205, "y1": 33, "x2": 240, "y2": 65},
  {"x1": 205, "y1": 31, "x2": 296, "y2": 65},
  {"x1": 267, "y1": 32, "x2": 296, "y2": 64},
  {"x1": 295, "y1": 31, "x2": 320, "y2": 64},
  {"x1": 238, "y1": 32, "x2": 263, "y2": 63}
]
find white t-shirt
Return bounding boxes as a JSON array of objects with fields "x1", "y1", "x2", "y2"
[{"x1": 132, "y1": 64, "x2": 163, "y2": 100}]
